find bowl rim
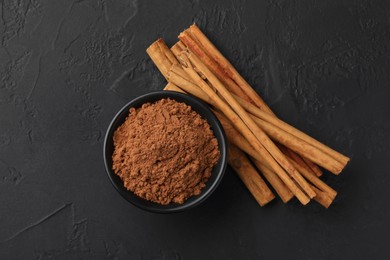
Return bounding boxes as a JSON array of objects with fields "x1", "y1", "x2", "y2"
[{"x1": 103, "y1": 90, "x2": 227, "y2": 213}]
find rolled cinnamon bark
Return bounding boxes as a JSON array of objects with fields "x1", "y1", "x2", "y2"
[
  {"x1": 146, "y1": 39, "x2": 176, "y2": 79},
  {"x1": 179, "y1": 25, "x2": 349, "y2": 172},
  {"x1": 171, "y1": 38, "x2": 328, "y2": 177},
  {"x1": 211, "y1": 109, "x2": 294, "y2": 203},
  {"x1": 228, "y1": 145, "x2": 275, "y2": 206},
  {"x1": 311, "y1": 185, "x2": 334, "y2": 208},
  {"x1": 212, "y1": 107, "x2": 332, "y2": 207},
  {"x1": 180, "y1": 25, "x2": 272, "y2": 113},
  {"x1": 302, "y1": 157, "x2": 323, "y2": 177},
  {"x1": 251, "y1": 159, "x2": 294, "y2": 203},
  {"x1": 283, "y1": 149, "x2": 337, "y2": 200},
  {"x1": 179, "y1": 30, "x2": 253, "y2": 102},
  {"x1": 179, "y1": 52, "x2": 312, "y2": 204},
  {"x1": 167, "y1": 64, "x2": 346, "y2": 174},
  {"x1": 164, "y1": 82, "x2": 181, "y2": 92},
  {"x1": 233, "y1": 93, "x2": 350, "y2": 172},
  {"x1": 183, "y1": 51, "x2": 316, "y2": 199},
  {"x1": 171, "y1": 41, "x2": 186, "y2": 56},
  {"x1": 251, "y1": 115, "x2": 344, "y2": 174}
]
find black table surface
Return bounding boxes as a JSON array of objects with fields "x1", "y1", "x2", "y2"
[{"x1": 1, "y1": 0, "x2": 389, "y2": 259}]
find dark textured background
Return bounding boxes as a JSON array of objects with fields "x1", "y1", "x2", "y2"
[{"x1": 0, "y1": 0, "x2": 389, "y2": 259}]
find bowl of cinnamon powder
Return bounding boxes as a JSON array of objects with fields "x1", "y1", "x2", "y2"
[{"x1": 104, "y1": 91, "x2": 227, "y2": 213}]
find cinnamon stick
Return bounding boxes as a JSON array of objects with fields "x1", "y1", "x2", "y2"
[
  {"x1": 181, "y1": 24, "x2": 273, "y2": 113},
  {"x1": 251, "y1": 159, "x2": 294, "y2": 203},
  {"x1": 183, "y1": 51, "x2": 316, "y2": 199},
  {"x1": 170, "y1": 39, "x2": 326, "y2": 177},
  {"x1": 146, "y1": 39, "x2": 177, "y2": 79},
  {"x1": 234, "y1": 93, "x2": 349, "y2": 172},
  {"x1": 228, "y1": 145, "x2": 275, "y2": 206},
  {"x1": 175, "y1": 34, "x2": 328, "y2": 183},
  {"x1": 302, "y1": 157, "x2": 323, "y2": 177},
  {"x1": 179, "y1": 30, "x2": 253, "y2": 102},
  {"x1": 285, "y1": 152, "x2": 337, "y2": 200},
  {"x1": 211, "y1": 109, "x2": 294, "y2": 203},
  {"x1": 178, "y1": 52, "x2": 312, "y2": 204},
  {"x1": 180, "y1": 26, "x2": 349, "y2": 174},
  {"x1": 164, "y1": 82, "x2": 182, "y2": 92},
  {"x1": 251, "y1": 115, "x2": 344, "y2": 174},
  {"x1": 311, "y1": 185, "x2": 334, "y2": 208},
  {"x1": 171, "y1": 41, "x2": 185, "y2": 57},
  {"x1": 166, "y1": 65, "x2": 346, "y2": 174}
]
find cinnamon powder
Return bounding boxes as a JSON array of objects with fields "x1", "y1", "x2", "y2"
[{"x1": 112, "y1": 98, "x2": 220, "y2": 205}]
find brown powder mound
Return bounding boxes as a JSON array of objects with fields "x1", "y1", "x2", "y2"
[{"x1": 112, "y1": 98, "x2": 220, "y2": 205}]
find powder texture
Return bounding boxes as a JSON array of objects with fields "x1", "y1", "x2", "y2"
[{"x1": 112, "y1": 98, "x2": 220, "y2": 205}]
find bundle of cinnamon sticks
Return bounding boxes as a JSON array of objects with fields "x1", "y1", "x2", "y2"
[{"x1": 146, "y1": 24, "x2": 350, "y2": 208}]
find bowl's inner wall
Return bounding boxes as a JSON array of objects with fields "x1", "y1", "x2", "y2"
[{"x1": 104, "y1": 91, "x2": 227, "y2": 213}]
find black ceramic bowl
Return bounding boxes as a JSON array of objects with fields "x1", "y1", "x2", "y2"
[{"x1": 103, "y1": 91, "x2": 227, "y2": 213}]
